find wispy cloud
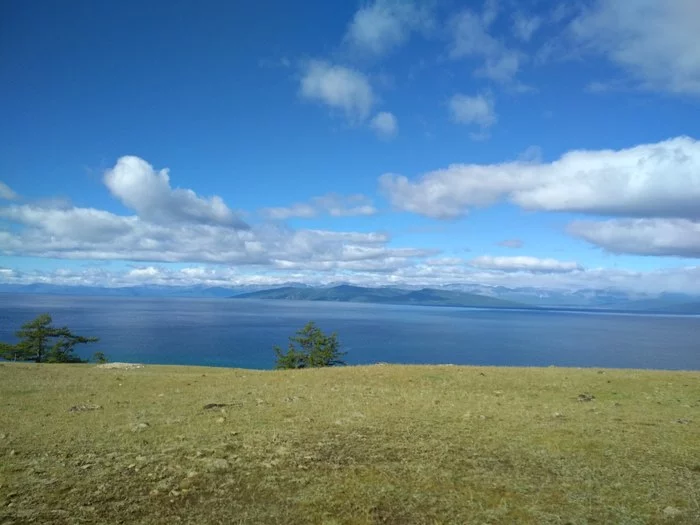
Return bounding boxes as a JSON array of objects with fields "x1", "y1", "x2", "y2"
[
  {"x1": 570, "y1": 0, "x2": 700, "y2": 95},
  {"x1": 299, "y1": 60, "x2": 375, "y2": 123},
  {"x1": 0, "y1": 182, "x2": 18, "y2": 201},
  {"x1": 261, "y1": 193, "x2": 377, "y2": 220},
  {"x1": 449, "y1": 4, "x2": 524, "y2": 83},
  {"x1": 344, "y1": 0, "x2": 434, "y2": 57},
  {"x1": 470, "y1": 255, "x2": 582, "y2": 273},
  {"x1": 512, "y1": 12, "x2": 542, "y2": 42},
  {"x1": 370, "y1": 111, "x2": 398, "y2": 139},
  {"x1": 448, "y1": 92, "x2": 497, "y2": 138},
  {"x1": 498, "y1": 239, "x2": 524, "y2": 249}
]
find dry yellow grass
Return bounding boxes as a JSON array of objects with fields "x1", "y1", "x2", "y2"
[{"x1": 1, "y1": 362, "x2": 699, "y2": 524}]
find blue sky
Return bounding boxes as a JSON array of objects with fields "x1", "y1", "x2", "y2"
[{"x1": 1, "y1": 0, "x2": 699, "y2": 293}]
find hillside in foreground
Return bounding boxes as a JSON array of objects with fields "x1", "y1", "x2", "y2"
[{"x1": 1, "y1": 363, "x2": 698, "y2": 524}]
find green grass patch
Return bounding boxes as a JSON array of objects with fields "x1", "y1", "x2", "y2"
[{"x1": 1, "y1": 363, "x2": 698, "y2": 524}]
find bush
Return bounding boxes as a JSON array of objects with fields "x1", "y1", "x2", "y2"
[{"x1": 274, "y1": 321, "x2": 346, "y2": 369}]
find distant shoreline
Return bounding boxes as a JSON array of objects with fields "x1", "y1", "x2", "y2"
[{"x1": 2, "y1": 290, "x2": 700, "y2": 316}]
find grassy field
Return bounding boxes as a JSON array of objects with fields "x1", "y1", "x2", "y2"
[{"x1": 1, "y1": 363, "x2": 698, "y2": 524}]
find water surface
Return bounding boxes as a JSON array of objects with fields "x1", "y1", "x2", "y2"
[{"x1": 1, "y1": 294, "x2": 698, "y2": 370}]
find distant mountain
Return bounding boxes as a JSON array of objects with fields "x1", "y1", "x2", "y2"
[
  {"x1": 430, "y1": 284, "x2": 700, "y2": 310},
  {"x1": 657, "y1": 302, "x2": 700, "y2": 314},
  {"x1": 232, "y1": 285, "x2": 525, "y2": 309},
  {"x1": 3, "y1": 282, "x2": 699, "y2": 312}
]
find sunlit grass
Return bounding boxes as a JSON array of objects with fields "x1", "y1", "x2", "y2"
[{"x1": 1, "y1": 363, "x2": 698, "y2": 524}]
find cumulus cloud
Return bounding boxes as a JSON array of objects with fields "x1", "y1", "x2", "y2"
[
  {"x1": 449, "y1": 5, "x2": 523, "y2": 83},
  {"x1": 0, "y1": 182, "x2": 17, "y2": 200},
  {"x1": 104, "y1": 156, "x2": 246, "y2": 228},
  {"x1": 0, "y1": 205, "x2": 263, "y2": 263},
  {"x1": 470, "y1": 255, "x2": 582, "y2": 273},
  {"x1": 571, "y1": 0, "x2": 700, "y2": 95},
  {"x1": 569, "y1": 218, "x2": 700, "y2": 258},
  {"x1": 370, "y1": 111, "x2": 398, "y2": 139},
  {"x1": 0, "y1": 156, "x2": 413, "y2": 270},
  {"x1": 0, "y1": 202, "x2": 408, "y2": 265},
  {"x1": 448, "y1": 93, "x2": 497, "y2": 134},
  {"x1": 299, "y1": 60, "x2": 375, "y2": 122},
  {"x1": 344, "y1": 0, "x2": 433, "y2": 57},
  {"x1": 0, "y1": 204, "x2": 134, "y2": 243},
  {"x1": 380, "y1": 136, "x2": 700, "y2": 219},
  {"x1": 498, "y1": 239, "x2": 523, "y2": 249},
  {"x1": 262, "y1": 193, "x2": 377, "y2": 220}
]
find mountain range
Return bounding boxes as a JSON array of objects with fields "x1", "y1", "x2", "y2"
[
  {"x1": 2, "y1": 283, "x2": 699, "y2": 313},
  {"x1": 231, "y1": 284, "x2": 524, "y2": 309}
]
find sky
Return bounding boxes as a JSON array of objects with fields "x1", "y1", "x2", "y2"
[{"x1": 1, "y1": 0, "x2": 699, "y2": 294}]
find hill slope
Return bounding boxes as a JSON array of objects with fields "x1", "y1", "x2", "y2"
[
  {"x1": 232, "y1": 284, "x2": 524, "y2": 308},
  {"x1": 1, "y1": 363, "x2": 698, "y2": 524}
]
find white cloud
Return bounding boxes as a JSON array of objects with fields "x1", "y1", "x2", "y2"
[
  {"x1": 498, "y1": 239, "x2": 524, "y2": 249},
  {"x1": 449, "y1": 6, "x2": 523, "y2": 83},
  {"x1": 569, "y1": 218, "x2": 700, "y2": 258},
  {"x1": 127, "y1": 266, "x2": 162, "y2": 280},
  {"x1": 0, "y1": 203, "x2": 421, "y2": 266},
  {"x1": 0, "y1": 182, "x2": 17, "y2": 200},
  {"x1": 344, "y1": 0, "x2": 433, "y2": 57},
  {"x1": 370, "y1": 111, "x2": 398, "y2": 139},
  {"x1": 104, "y1": 156, "x2": 245, "y2": 227},
  {"x1": 571, "y1": 0, "x2": 700, "y2": 95},
  {"x1": 512, "y1": 12, "x2": 542, "y2": 42},
  {"x1": 380, "y1": 136, "x2": 700, "y2": 219},
  {"x1": 0, "y1": 199, "x2": 411, "y2": 265},
  {"x1": 0, "y1": 157, "x2": 406, "y2": 268},
  {"x1": 449, "y1": 93, "x2": 497, "y2": 130},
  {"x1": 262, "y1": 203, "x2": 317, "y2": 220},
  {"x1": 299, "y1": 60, "x2": 375, "y2": 122},
  {"x1": 0, "y1": 204, "x2": 134, "y2": 243},
  {"x1": 426, "y1": 257, "x2": 466, "y2": 266},
  {"x1": 5, "y1": 262, "x2": 700, "y2": 296},
  {"x1": 262, "y1": 193, "x2": 377, "y2": 220},
  {"x1": 470, "y1": 255, "x2": 582, "y2": 273}
]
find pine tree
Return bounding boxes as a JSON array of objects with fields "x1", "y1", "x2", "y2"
[
  {"x1": 0, "y1": 314, "x2": 99, "y2": 363},
  {"x1": 274, "y1": 321, "x2": 346, "y2": 369}
]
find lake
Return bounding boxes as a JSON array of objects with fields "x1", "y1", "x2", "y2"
[{"x1": 1, "y1": 294, "x2": 699, "y2": 370}]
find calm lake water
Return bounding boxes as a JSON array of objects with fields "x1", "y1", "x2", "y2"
[{"x1": 1, "y1": 294, "x2": 699, "y2": 370}]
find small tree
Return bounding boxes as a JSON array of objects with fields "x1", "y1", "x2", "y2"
[
  {"x1": 274, "y1": 321, "x2": 346, "y2": 369},
  {"x1": 0, "y1": 314, "x2": 98, "y2": 363},
  {"x1": 92, "y1": 351, "x2": 109, "y2": 364}
]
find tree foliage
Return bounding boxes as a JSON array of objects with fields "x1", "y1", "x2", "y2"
[
  {"x1": 92, "y1": 351, "x2": 109, "y2": 364},
  {"x1": 274, "y1": 321, "x2": 346, "y2": 369},
  {"x1": 0, "y1": 314, "x2": 99, "y2": 363}
]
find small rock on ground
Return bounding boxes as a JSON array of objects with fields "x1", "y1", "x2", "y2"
[
  {"x1": 131, "y1": 422, "x2": 150, "y2": 432},
  {"x1": 662, "y1": 506, "x2": 683, "y2": 518},
  {"x1": 200, "y1": 458, "x2": 229, "y2": 472},
  {"x1": 69, "y1": 404, "x2": 102, "y2": 412},
  {"x1": 577, "y1": 393, "x2": 595, "y2": 402},
  {"x1": 97, "y1": 362, "x2": 144, "y2": 370}
]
